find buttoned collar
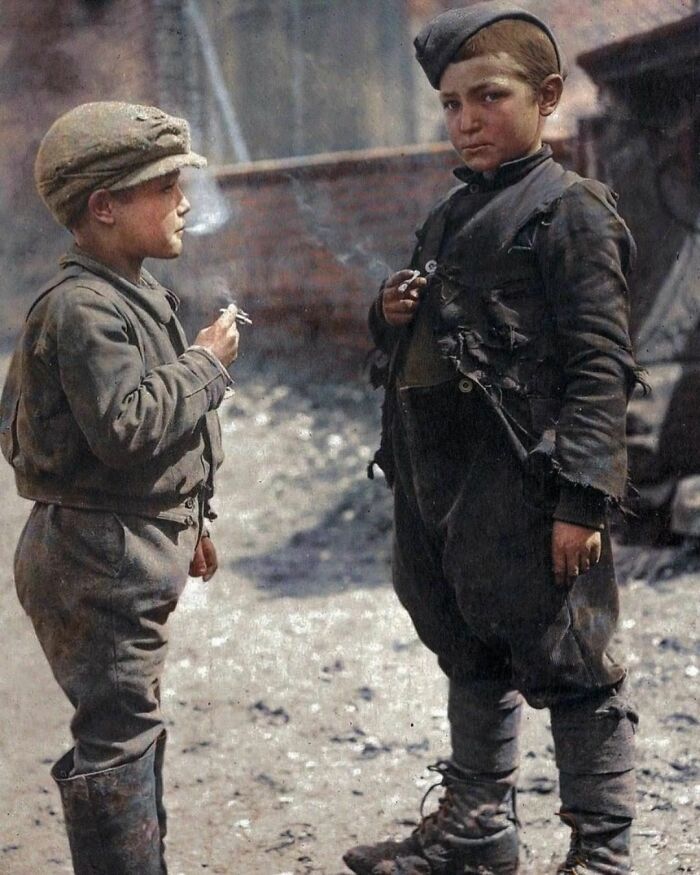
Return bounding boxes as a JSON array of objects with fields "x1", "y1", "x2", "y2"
[
  {"x1": 60, "y1": 245, "x2": 180, "y2": 324},
  {"x1": 453, "y1": 144, "x2": 553, "y2": 192}
]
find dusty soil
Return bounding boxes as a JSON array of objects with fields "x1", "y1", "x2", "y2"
[{"x1": 0, "y1": 357, "x2": 698, "y2": 874}]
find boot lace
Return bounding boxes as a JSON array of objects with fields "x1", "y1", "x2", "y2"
[
  {"x1": 415, "y1": 761, "x2": 457, "y2": 838},
  {"x1": 557, "y1": 811, "x2": 588, "y2": 874},
  {"x1": 557, "y1": 848, "x2": 588, "y2": 873}
]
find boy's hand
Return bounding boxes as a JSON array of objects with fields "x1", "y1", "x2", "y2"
[
  {"x1": 189, "y1": 534, "x2": 218, "y2": 582},
  {"x1": 194, "y1": 308, "x2": 240, "y2": 366},
  {"x1": 552, "y1": 521, "x2": 602, "y2": 586},
  {"x1": 381, "y1": 269, "x2": 427, "y2": 326}
]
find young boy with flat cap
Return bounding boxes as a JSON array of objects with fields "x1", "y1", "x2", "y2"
[
  {"x1": 1, "y1": 101, "x2": 240, "y2": 873},
  {"x1": 345, "y1": 4, "x2": 639, "y2": 874}
]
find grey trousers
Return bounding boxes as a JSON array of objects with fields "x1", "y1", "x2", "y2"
[
  {"x1": 15, "y1": 503, "x2": 198, "y2": 775},
  {"x1": 449, "y1": 676, "x2": 637, "y2": 827}
]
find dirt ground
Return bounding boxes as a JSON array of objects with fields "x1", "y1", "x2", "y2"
[{"x1": 0, "y1": 356, "x2": 698, "y2": 874}]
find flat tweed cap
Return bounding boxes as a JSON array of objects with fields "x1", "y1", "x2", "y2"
[
  {"x1": 35, "y1": 101, "x2": 207, "y2": 226},
  {"x1": 414, "y1": 1, "x2": 565, "y2": 89}
]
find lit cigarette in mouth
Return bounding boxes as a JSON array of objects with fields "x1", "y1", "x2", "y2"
[
  {"x1": 398, "y1": 270, "x2": 421, "y2": 294},
  {"x1": 220, "y1": 304, "x2": 253, "y2": 325}
]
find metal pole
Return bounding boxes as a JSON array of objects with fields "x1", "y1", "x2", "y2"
[{"x1": 184, "y1": 0, "x2": 252, "y2": 162}]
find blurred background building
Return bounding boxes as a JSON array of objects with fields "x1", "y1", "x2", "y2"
[
  {"x1": 1, "y1": 0, "x2": 698, "y2": 532},
  {"x1": 0, "y1": 0, "x2": 695, "y2": 340}
]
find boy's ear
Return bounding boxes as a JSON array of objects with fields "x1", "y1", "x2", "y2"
[
  {"x1": 538, "y1": 74, "x2": 564, "y2": 118},
  {"x1": 86, "y1": 189, "x2": 117, "y2": 226}
]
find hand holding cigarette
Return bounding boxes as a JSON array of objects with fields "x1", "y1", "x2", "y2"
[
  {"x1": 398, "y1": 270, "x2": 421, "y2": 294},
  {"x1": 194, "y1": 305, "x2": 242, "y2": 367},
  {"x1": 381, "y1": 268, "x2": 426, "y2": 327},
  {"x1": 219, "y1": 303, "x2": 253, "y2": 326}
]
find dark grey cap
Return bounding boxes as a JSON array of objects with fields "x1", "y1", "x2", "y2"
[{"x1": 414, "y1": 1, "x2": 565, "y2": 89}]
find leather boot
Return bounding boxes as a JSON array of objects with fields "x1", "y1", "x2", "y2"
[
  {"x1": 343, "y1": 680, "x2": 522, "y2": 875},
  {"x1": 154, "y1": 731, "x2": 168, "y2": 866},
  {"x1": 343, "y1": 761, "x2": 519, "y2": 875},
  {"x1": 552, "y1": 685, "x2": 638, "y2": 875},
  {"x1": 556, "y1": 811, "x2": 632, "y2": 874},
  {"x1": 52, "y1": 737, "x2": 165, "y2": 874}
]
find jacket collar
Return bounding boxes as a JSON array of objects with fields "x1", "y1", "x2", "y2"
[
  {"x1": 60, "y1": 245, "x2": 180, "y2": 324},
  {"x1": 453, "y1": 144, "x2": 553, "y2": 191}
]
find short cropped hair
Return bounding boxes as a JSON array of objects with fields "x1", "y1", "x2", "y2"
[{"x1": 452, "y1": 19, "x2": 560, "y2": 92}]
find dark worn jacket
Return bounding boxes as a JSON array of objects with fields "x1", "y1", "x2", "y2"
[
  {"x1": 0, "y1": 248, "x2": 227, "y2": 523},
  {"x1": 370, "y1": 149, "x2": 638, "y2": 516}
]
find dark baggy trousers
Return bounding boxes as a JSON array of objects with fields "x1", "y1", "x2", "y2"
[
  {"x1": 390, "y1": 381, "x2": 637, "y2": 863},
  {"x1": 15, "y1": 503, "x2": 198, "y2": 871},
  {"x1": 391, "y1": 379, "x2": 626, "y2": 705}
]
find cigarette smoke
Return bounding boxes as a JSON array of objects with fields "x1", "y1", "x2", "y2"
[{"x1": 288, "y1": 176, "x2": 393, "y2": 284}]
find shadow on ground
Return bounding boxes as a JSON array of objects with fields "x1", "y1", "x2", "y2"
[
  {"x1": 231, "y1": 481, "x2": 392, "y2": 598},
  {"x1": 231, "y1": 477, "x2": 394, "y2": 598}
]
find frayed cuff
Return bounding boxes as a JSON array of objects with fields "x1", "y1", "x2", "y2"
[{"x1": 553, "y1": 480, "x2": 608, "y2": 530}]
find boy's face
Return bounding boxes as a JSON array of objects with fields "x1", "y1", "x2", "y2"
[
  {"x1": 111, "y1": 170, "x2": 190, "y2": 261},
  {"x1": 439, "y1": 53, "x2": 548, "y2": 173}
]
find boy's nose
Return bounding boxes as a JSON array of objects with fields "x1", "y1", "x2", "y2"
[
  {"x1": 178, "y1": 190, "x2": 191, "y2": 215},
  {"x1": 459, "y1": 106, "x2": 480, "y2": 133}
]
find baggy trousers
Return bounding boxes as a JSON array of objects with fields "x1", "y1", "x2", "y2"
[
  {"x1": 15, "y1": 503, "x2": 198, "y2": 773},
  {"x1": 390, "y1": 382, "x2": 637, "y2": 846},
  {"x1": 14, "y1": 503, "x2": 198, "y2": 872}
]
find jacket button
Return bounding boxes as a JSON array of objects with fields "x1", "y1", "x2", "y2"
[
  {"x1": 185, "y1": 515, "x2": 195, "y2": 526},
  {"x1": 458, "y1": 378, "x2": 474, "y2": 394},
  {"x1": 469, "y1": 183, "x2": 480, "y2": 193},
  {"x1": 185, "y1": 497, "x2": 195, "y2": 509},
  {"x1": 425, "y1": 259, "x2": 438, "y2": 274}
]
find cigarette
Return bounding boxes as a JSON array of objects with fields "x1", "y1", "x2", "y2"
[
  {"x1": 219, "y1": 305, "x2": 253, "y2": 325},
  {"x1": 398, "y1": 270, "x2": 421, "y2": 294}
]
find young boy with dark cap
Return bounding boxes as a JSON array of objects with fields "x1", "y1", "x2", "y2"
[
  {"x1": 0, "y1": 101, "x2": 241, "y2": 873},
  {"x1": 344, "y1": 4, "x2": 639, "y2": 874}
]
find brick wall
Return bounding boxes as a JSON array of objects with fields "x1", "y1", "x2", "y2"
[{"x1": 172, "y1": 138, "x2": 576, "y2": 372}]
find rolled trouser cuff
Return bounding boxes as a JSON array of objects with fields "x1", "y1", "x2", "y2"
[
  {"x1": 551, "y1": 687, "x2": 638, "y2": 775},
  {"x1": 553, "y1": 686, "x2": 638, "y2": 822}
]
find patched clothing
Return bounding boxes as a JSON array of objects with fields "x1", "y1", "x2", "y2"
[{"x1": 370, "y1": 148, "x2": 638, "y2": 706}]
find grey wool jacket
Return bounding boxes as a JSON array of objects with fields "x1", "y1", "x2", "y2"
[{"x1": 0, "y1": 248, "x2": 227, "y2": 524}]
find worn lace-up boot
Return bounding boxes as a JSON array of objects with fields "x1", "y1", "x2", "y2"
[
  {"x1": 556, "y1": 812, "x2": 633, "y2": 874},
  {"x1": 343, "y1": 681, "x2": 522, "y2": 875},
  {"x1": 552, "y1": 686, "x2": 638, "y2": 875}
]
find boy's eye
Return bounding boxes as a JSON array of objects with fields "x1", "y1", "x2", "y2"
[
  {"x1": 483, "y1": 91, "x2": 505, "y2": 104},
  {"x1": 442, "y1": 100, "x2": 460, "y2": 112}
]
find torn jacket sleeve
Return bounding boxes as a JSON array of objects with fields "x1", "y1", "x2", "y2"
[{"x1": 538, "y1": 183, "x2": 637, "y2": 502}]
